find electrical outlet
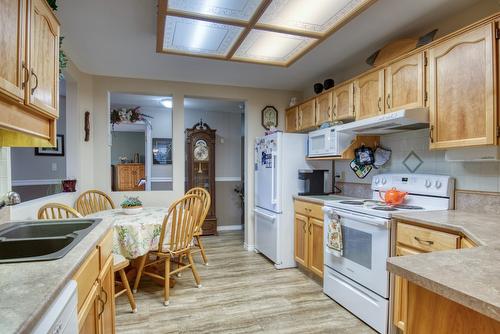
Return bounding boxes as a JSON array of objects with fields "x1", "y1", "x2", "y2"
[{"x1": 51, "y1": 162, "x2": 57, "y2": 171}]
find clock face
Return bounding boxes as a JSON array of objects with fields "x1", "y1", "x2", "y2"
[
  {"x1": 262, "y1": 106, "x2": 278, "y2": 130},
  {"x1": 193, "y1": 139, "x2": 209, "y2": 161}
]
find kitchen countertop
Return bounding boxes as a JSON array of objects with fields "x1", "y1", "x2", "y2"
[
  {"x1": 0, "y1": 219, "x2": 113, "y2": 334},
  {"x1": 387, "y1": 210, "x2": 500, "y2": 322},
  {"x1": 293, "y1": 194, "x2": 357, "y2": 205}
]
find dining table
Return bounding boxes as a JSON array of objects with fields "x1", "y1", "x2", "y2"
[{"x1": 87, "y1": 207, "x2": 170, "y2": 259}]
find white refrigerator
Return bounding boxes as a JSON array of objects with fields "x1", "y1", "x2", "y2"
[{"x1": 254, "y1": 132, "x2": 313, "y2": 269}]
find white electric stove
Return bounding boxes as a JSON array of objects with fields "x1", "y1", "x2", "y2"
[{"x1": 322, "y1": 173, "x2": 454, "y2": 333}]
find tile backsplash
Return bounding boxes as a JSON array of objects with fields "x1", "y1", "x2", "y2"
[{"x1": 335, "y1": 129, "x2": 500, "y2": 192}]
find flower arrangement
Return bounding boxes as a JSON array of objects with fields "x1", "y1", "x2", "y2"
[
  {"x1": 110, "y1": 107, "x2": 152, "y2": 127},
  {"x1": 121, "y1": 196, "x2": 143, "y2": 209}
]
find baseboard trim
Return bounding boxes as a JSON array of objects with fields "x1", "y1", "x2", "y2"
[
  {"x1": 217, "y1": 224, "x2": 243, "y2": 232},
  {"x1": 244, "y1": 243, "x2": 255, "y2": 251}
]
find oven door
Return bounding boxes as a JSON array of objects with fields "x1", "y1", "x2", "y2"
[{"x1": 324, "y1": 207, "x2": 390, "y2": 298}]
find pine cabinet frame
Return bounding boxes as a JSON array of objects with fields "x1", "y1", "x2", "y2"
[
  {"x1": 354, "y1": 69, "x2": 385, "y2": 120},
  {"x1": 333, "y1": 82, "x2": 355, "y2": 121},
  {"x1": 294, "y1": 200, "x2": 323, "y2": 278},
  {"x1": 315, "y1": 91, "x2": 333, "y2": 126}
]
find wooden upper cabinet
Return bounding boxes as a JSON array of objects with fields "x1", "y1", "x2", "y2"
[
  {"x1": 27, "y1": 0, "x2": 59, "y2": 117},
  {"x1": 315, "y1": 91, "x2": 332, "y2": 125},
  {"x1": 354, "y1": 69, "x2": 385, "y2": 120},
  {"x1": 298, "y1": 99, "x2": 316, "y2": 130},
  {"x1": 285, "y1": 106, "x2": 298, "y2": 132},
  {"x1": 385, "y1": 52, "x2": 424, "y2": 112},
  {"x1": 0, "y1": 0, "x2": 26, "y2": 102},
  {"x1": 428, "y1": 23, "x2": 495, "y2": 149},
  {"x1": 333, "y1": 82, "x2": 355, "y2": 121}
]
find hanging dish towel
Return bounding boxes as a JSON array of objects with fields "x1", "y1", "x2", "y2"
[{"x1": 327, "y1": 214, "x2": 343, "y2": 257}]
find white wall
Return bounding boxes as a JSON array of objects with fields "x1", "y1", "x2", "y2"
[{"x1": 335, "y1": 129, "x2": 500, "y2": 192}]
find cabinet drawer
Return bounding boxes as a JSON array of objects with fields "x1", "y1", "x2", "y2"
[
  {"x1": 397, "y1": 223, "x2": 459, "y2": 252},
  {"x1": 99, "y1": 229, "x2": 113, "y2": 269},
  {"x1": 294, "y1": 200, "x2": 323, "y2": 220},
  {"x1": 73, "y1": 248, "x2": 100, "y2": 311}
]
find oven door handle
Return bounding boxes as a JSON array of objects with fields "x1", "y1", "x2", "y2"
[{"x1": 326, "y1": 208, "x2": 389, "y2": 228}]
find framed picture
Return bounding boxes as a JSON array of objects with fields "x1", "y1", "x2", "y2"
[
  {"x1": 35, "y1": 135, "x2": 65, "y2": 156},
  {"x1": 152, "y1": 138, "x2": 172, "y2": 165}
]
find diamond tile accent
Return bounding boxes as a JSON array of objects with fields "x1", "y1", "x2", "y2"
[{"x1": 402, "y1": 151, "x2": 423, "y2": 173}]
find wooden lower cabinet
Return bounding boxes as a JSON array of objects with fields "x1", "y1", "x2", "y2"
[
  {"x1": 294, "y1": 200, "x2": 323, "y2": 278},
  {"x1": 407, "y1": 282, "x2": 500, "y2": 334},
  {"x1": 113, "y1": 163, "x2": 145, "y2": 191},
  {"x1": 75, "y1": 229, "x2": 115, "y2": 334},
  {"x1": 392, "y1": 220, "x2": 481, "y2": 333}
]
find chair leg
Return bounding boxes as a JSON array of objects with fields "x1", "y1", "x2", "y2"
[
  {"x1": 195, "y1": 235, "x2": 209, "y2": 265},
  {"x1": 118, "y1": 269, "x2": 137, "y2": 313},
  {"x1": 164, "y1": 255, "x2": 171, "y2": 306},
  {"x1": 133, "y1": 254, "x2": 147, "y2": 293},
  {"x1": 187, "y1": 251, "x2": 202, "y2": 288}
]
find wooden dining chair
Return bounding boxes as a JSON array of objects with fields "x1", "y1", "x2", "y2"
[
  {"x1": 185, "y1": 187, "x2": 211, "y2": 265},
  {"x1": 75, "y1": 190, "x2": 115, "y2": 216},
  {"x1": 38, "y1": 203, "x2": 83, "y2": 219},
  {"x1": 113, "y1": 254, "x2": 137, "y2": 313},
  {"x1": 133, "y1": 194, "x2": 204, "y2": 306}
]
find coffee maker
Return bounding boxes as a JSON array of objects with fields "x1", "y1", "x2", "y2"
[{"x1": 298, "y1": 169, "x2": 329, "y2": 195}]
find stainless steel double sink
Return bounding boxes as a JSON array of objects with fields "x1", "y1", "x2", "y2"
[{"x1": 0, "y1": 219, "x2": 101, "y2": 264}]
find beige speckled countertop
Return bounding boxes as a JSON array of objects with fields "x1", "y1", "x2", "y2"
[
  {"x1": 387, "y1": 210, "x2": 500, "y2": 321},
  {"x1": 0, "y1": 219, "x2": 113, "y2": 333},
  {"x1": 293, "y1": 194, "x2": 357, "y2": 205}
]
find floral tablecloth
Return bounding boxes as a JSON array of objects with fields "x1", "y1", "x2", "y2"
[{"x1": 87, "y1": 207, "x2": 170, "y2": 259}]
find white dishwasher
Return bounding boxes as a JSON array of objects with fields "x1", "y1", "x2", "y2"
[{"x1": 32, "y1": 280, "x2": 78, "y2": 334}]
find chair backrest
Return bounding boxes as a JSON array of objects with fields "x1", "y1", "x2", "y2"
[
  {"x1": 75, "y1": 190, "x2": 115, "y2": 216},
  {"x1": 159, "y1": 194, "x2": 203, "y2": 253},
  {"x1": 38, "y1": 203, "x2": 83, "y2": 220},
  {"x1": 185, "y1": 187, "x2": 211, "y2": 230}
]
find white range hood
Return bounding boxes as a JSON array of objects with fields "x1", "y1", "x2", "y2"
[{"x1": 336, "y1": 108, "x2": 429, "y2": 135}]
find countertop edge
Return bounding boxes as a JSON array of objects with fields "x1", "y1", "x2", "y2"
[{"x1": 14, "y1": 221, "x2": 113, "y2": 334}]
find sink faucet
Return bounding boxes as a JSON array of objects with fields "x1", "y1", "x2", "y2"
[{"x1": 0, "y1": 191, "x2": 21, "y2": 209}]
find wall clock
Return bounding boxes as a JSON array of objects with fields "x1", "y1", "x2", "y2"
[{"x1": 261, "y1": 105, "x2": 278, "y2": 130}]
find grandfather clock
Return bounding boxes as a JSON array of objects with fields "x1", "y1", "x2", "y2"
[{"x1": 186, "y1": 120, "x2": 217, "y2": 235}]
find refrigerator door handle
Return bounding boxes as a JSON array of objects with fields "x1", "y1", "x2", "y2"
[
  {"x1": 271, "y1": 153, "x2": 278, "y2": 205},
  {"x1": 254, "y1": 208, "x2": 276, "y2": 222}
]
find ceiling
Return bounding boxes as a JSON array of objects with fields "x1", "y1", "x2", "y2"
[
  {"x1": 158, "y1": 0, "x2": 375, "y2": 66},
  {"x1": 110, "y1": 93, "x2": 244, "y2": 113},
  {"x1": 58, "y1": 0, "x2": 489, "y2": 91}
]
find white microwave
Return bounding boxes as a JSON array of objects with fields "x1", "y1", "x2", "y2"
[{"x1": 308, "y1": 127, "x2": 354, "y2": 157}]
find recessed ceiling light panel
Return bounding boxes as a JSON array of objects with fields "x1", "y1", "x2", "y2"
[
  {"x1": 257, "y1": 0, "x2": 373, "y2": 35},
  {"x1": 168, "y1": 0, "x2": 263, "y2": 22},
  {"x1": 233, "y1": 30, "x2": 316, "y2": 64},
  {"x1": 163, "y1": 16, "x2": 244, "y2": 56}
]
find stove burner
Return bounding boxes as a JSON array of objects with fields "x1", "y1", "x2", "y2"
[
  {"x1": 372, "y1": 206, "x2": 398, "y2": 211},
  {"x1": 339, "y1": 201, "x2": 364, "y2": 205},
  {"x1": 394, "y1": 204, "x2": 424, "y2": 210}
]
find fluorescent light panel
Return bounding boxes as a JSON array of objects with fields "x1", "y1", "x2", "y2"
[{"x1": 159, "y1": 0, "x2": 375, "y2": 66}]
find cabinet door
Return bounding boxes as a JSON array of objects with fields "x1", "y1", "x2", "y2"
[
  {"x1": 428, "y1": 23, "x2": 495, "y2": 149},
  {"x1": 28, "y1": 0, "x2": 59, "y2": 116},
  {"x1": 118, "y1": 166, "x2": 133, "y2": 190},
  {"x1": 333, "y1": 82, "x2": 355, "y2": 121},
  {"x1": 285, "y1": 106, "x2": 298, "y2": 132},
  {"x1": 0, "y1": 0, "x2": 26, "y2": 102},
  {"x1": 294, "y1": 214, "x2": 308, "y2": 267},
  {"x1": 308, "y1": 217, "x2": 324, "y2": 278},
  {"x1": 79, "y1": 282, "x2": 100, "y2": 334},
  {"x1": 98, "y1": 256, "x2": 115, "y2": 334},
  {"x1": 315, "y1": 91, "x2": 332, "y2": 125},
  {"x1": 385, "y1": 52, "x2": 424, "y2": 112},
  {"x1": 298, "y1": 99, "x2": 316, "y2": 130},
  {"x1": 354, "y1": 70, "x2": 384, "y2": 120}
]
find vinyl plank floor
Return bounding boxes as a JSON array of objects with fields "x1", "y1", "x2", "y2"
[{"x1": 115, "y1": 231, "x2": 376, "y2": 334}]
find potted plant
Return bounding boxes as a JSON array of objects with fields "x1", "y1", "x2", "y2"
[{"x1": 121, "y1": 196, "x2": 143, "y2": 215}]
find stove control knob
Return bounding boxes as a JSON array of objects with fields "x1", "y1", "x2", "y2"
[
  {"x1": 425, "y1": 179, "x2": 432, "y2": 188},
  {"x1": 381, "y1": 178, "x2": 387, "y2": 185},
  {"x1": 435, "y1": 180, "x2": 442, "y2": 189},
  {"x1": 374, "y1": 177, "x2": 380, "y2": 185}
]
